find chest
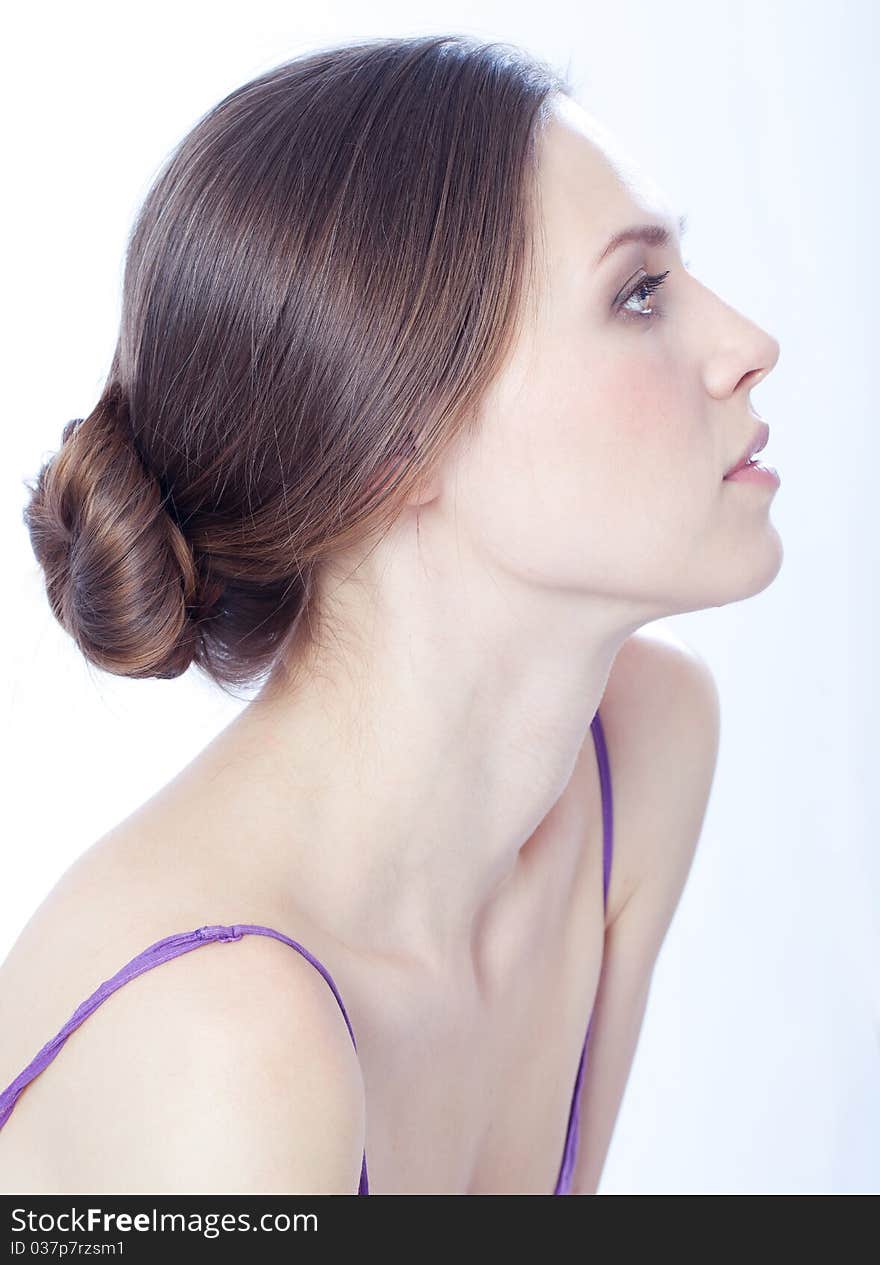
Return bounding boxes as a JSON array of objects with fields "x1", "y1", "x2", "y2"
[{"x1": 342, "y1": 749, "x2": 608, "y2": 1194}]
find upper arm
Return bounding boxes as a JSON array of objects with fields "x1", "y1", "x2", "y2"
[
  {"x1": 572, "y1": 631, "x2": 721, "y2": 1193},
  {"x1": 54, "y1": 934, "x2": 367, "y2": 1195}
]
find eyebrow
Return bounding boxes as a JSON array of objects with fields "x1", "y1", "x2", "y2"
[{"x1": 595, "y1": 213, "x2": 689, "y2": 266}]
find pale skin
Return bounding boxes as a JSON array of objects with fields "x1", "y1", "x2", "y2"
[{"x1": 0, "y1": 94, "x2": 780, "y2": 1194}]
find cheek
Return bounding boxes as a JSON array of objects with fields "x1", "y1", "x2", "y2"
[
  {"x1": 547, "y1": 356, "x2": 698, "y2": 512},
  {"x1": 457, "y1": 346, "x2": 714, "y2": 578},
  {"x1": 588, "y1": 357, "x2": 685, "y2": 458}
]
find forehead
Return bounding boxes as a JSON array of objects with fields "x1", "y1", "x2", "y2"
[{"x1": 535, "y1": 95, "x2": 679, "y2": 265}]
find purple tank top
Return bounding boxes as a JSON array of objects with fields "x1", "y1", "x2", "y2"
[{"x1": 0, "y1": 710, "x2": 613, "y2": 1195}]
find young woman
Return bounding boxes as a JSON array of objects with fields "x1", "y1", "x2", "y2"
[{"x1": 0, "y1": 33, "x2": 780, "y2": 1195}]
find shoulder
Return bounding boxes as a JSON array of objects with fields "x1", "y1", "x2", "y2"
[
  {"x1": 602, "y1": 628, "x2": 720, "y2": 752},
  {"x1": 148, "y1": 933, "x2": 367, "y2": 1194},
  {"x1": 3, "y1": 926, "x2": 366, "y2": 1194},
  {"x1": 598, "y1": 629, "x2": 721, "y2": 937}
]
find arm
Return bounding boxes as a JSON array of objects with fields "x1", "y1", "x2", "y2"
[{"x1": 571, "y1": 635, "x2": 721, "y2": 1193}]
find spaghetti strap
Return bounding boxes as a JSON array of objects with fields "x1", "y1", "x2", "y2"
[
  {"x1": 592, "y1": 708, "x2": 614, "y2": 914},
  {"x1": 553, "y1": 706, "x2": 614, "y2": 1195},
  {"x1": 0, "y1": 922, "x2": 370, "y2": 1195}
]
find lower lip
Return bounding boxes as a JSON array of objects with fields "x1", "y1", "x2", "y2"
[{"x1": 723, "y1": 459, "x2": 781, "y2": 486}]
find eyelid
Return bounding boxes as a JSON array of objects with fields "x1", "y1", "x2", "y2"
[
  {"x1": 616, "y1": 248, "x2": 689, "y2": 292},
  {"x1": 615, "y1": 267, "x2": 669, "y2": 305},
  {"x1": 614, "y1": 268, "x2": 644, "y2": 307}
]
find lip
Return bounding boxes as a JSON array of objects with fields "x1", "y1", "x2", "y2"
[{"x1": 724, "y1": 420, "x2": 771, "y2": 478}]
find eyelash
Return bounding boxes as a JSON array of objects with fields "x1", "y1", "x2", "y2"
[{"x1": 616, "y1": 269, "x2": 671, "y2": 324}]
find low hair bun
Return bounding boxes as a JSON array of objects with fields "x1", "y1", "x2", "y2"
[{"x1": 22, "y1": 386, "x2": 203, "y2": 680}]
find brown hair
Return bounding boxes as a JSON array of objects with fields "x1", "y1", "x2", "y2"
[{"x1": 22, "y1": 33, "x2": 569, "y2": 699}]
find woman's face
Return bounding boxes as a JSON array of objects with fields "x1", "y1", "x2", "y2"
[{"x1": 450, "y1": 93, "x2": 783, "y2": 622}]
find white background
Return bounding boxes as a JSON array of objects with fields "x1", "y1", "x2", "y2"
[{"x1": 2, "y1": 0, "x2": 877, "y2": 1194}]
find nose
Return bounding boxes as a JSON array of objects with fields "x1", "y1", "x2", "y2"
[
  {"x1": 704, "y1": 289, "x2": 781, "y2": 404},
  {"x1": 741, "y1": 334, "x2": 781, "y2": 406},
  {"x1": 751, "y1": 327, "x2": 781, "y2": 385}
]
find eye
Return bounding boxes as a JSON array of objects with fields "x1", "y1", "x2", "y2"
[{"x1": 616, "y1": 269, "x2": 671, "y2": 324}]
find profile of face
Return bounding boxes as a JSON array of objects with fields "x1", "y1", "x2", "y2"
[{"x1": 439, "y1": 93, "x2": 783, "y2": 626}]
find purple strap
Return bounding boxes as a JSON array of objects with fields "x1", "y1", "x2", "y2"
[
  {"x1": 553, "y1": 708, "x2": 614, "y2": 1195},
  {"x1": 0, "y1": 710, "x2": 612, "y2": 1198}
]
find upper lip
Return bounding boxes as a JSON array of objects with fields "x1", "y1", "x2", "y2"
[{"x1": 724, "y1": 420, "x2": 770, "y2": 476}]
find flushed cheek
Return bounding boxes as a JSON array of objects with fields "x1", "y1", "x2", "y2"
[
  {"x1": 581, "y1": 404, "x2": 715, "y2": 533},
  {"x1": 590, "y1": 361, "x2": 710, "y2": 488},
  {"x1": 594, "y1": 358, "x2": 683, "y2": 446}
]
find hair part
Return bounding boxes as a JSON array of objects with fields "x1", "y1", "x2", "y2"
[{"x1": 23, "y1": 33, "x2": 570, "y2": 700}]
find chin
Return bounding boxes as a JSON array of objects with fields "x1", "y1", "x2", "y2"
[
  {"x1": 717, "y1": 525, "x2": 785, "y2": 606},
  {"x1": 666, "y1": 524, "x2": 785, "y2": 614}
]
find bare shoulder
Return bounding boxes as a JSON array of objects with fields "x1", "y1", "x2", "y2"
[
  {"x1": 0, "y1": 720, "x2": 368, "y2": 1193},
  {"x1": 598, "y1": 628, "x2": 721, "y2": 938},
  {"x1": 0, "y1": 928, "x2": 366, "y2": 1194}
]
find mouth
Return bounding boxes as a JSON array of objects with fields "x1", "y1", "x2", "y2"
[{"x1": 724, "y1": 420, "x2": 771, "y2": 478}]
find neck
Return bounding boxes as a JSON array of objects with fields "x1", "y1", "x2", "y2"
[{"x1": 227, "y1": 536, "x2": 641, "y2": 979}]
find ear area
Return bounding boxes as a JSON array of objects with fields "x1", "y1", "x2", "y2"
[
  {"x1": 404, "y1": 467, "x2": 443, "y2": 507},
  {"x1": 370, "y1": 428, "x2": 445, "y2": 508}
]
